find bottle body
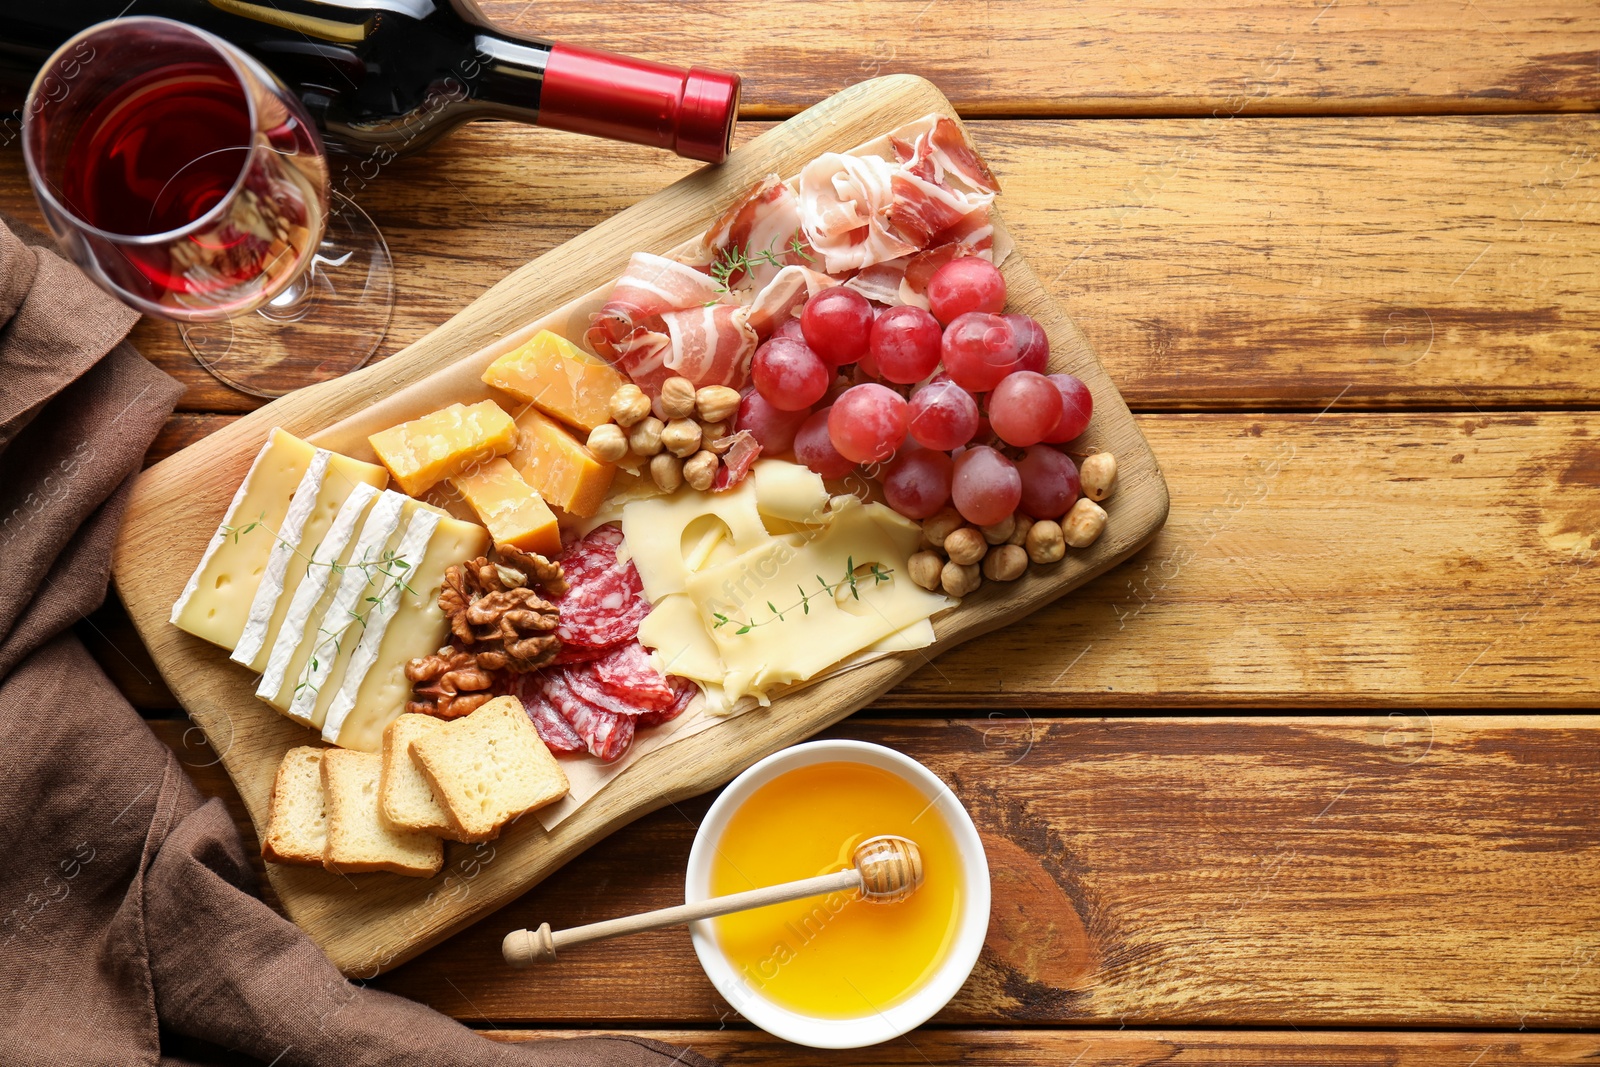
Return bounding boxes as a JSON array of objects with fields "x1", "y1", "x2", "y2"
[{"x1": 0, "y1": 0, "x2": 738, "y2": 161}]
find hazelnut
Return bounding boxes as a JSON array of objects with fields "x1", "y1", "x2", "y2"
[
  {"x1": 908, "y1": 550, "x2": 945, "y2": 592},
  {"x1": 628, "y1": 416, "x2": 665, "y2": 457},
  {"x1": 586, "y1": 423, "x2": 629, "y2": 463},
  {"x1": 1026, "y1": 519, "x2": 1066, "y2": 564},
  {"x1": 944, "y1": 526, "x2": 988, "y2": 566},
  {"x1": 659, "y1": 376, "x2": 698, "y2": 420},
  {"x1": 698, "y1": 419, "x2": 730, "y2": 445},
  {"x1": 610, "y1": 384, "x2": 651, "y2": 427},
  {"x1": 940, "y1": 560, "x2": 982, "y2": 598},
  {"x1": 921, "y1": 506, "x2": 965, "y2": 551},
  {"x1": 1063, "y1": 498, "x2": 1107, "y2": 548},
  {"x1": 981, "y1": 515, "x2": 1016, "y2": 545},
  {"x1": 649, "y1": 452, "x2": 683, "y2": 493},
  {"x1": 982, "y1": 544, "x2": 1029, "y2": 582},
  {"x1": 661, "y1": 418, "x2": 703, "y2": 458},
  {"x1": 682, "y1": 450, "x2": 719, "y2": 492},
  {"x1": 695, "y1": 385, "x2": 742, "y2": 423},
  {"x1": 1080, "y1": 452, "x2": 1118, "y2": 502},
  {"x1": 1008, "y1": 514, "x2": 1035, "y2": 547}
]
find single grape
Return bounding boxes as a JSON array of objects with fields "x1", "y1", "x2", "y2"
[
  {"x1": 951, "y1": 445, "x2": 1022, "y2": 527},
  {"x1": 881, "y1": 448, "x2": 954, "y2": 520},
  {"x1": 927, "y1": 257, "x2": 1006, "y2": 325},
  {"x1": 941, "y1": 312, "x2": 1025, "y2": 392},
  {"x1": 736, "y1": 389, "x2": 809, "y2": 455},
  {"x1": 794, "y1": 407, "x2": 856, "y2": 478},
  {"x1": 988, "y1": 370, "x2": 1064, "y2": 447},
  {"x1": 1016, "y1": 444, "x2": 1081, "y2": 519},
  {"x1": 828, "y1": 383, "x2": 910, "y2": 464},
  {"x1": 907, "y1": 379, "x2": 980, "y2": 451},
  {"x1": 1005, "y1": 313, "x2": 1050, "y2": 374},
  {"x1": 771, "y1": 316, "x2": 806, "y2": 343},
  {"x1": 1041, "y1": 373, "x2": 1093, "y2": 443},
  {"x1": 752, "y1": 337, "x2": 829, "y2": 411},
  {"x1": 801, "y1": 286, "x2": 874, "y2": 367},
  {"x1": 869, "y1": 305, "x2": 943, "y2": 384}
]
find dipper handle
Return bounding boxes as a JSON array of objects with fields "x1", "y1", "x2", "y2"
[{"x1": 503, "y1": 868, "x2": 861, "y2": 967}]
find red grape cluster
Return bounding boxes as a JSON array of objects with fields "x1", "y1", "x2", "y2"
[{"x1": 739, "y1": 257, "x2": 1094, "y2": 527}]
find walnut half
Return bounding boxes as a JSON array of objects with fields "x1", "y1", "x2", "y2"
[{"x1": 404, "y1": 648, "x2": 495, "y2": 719}]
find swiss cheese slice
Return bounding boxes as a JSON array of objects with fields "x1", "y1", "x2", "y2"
[
  {"x1": 683, "y1": 499, "x2": 950, "y2": 704},
  {"x1": 256, "y1": 483, "x2": 381, "y2": 711},
  {"x1": 621, "y1": 479, "x2": 769, "y2": 604},
  {"x1": 637, "y1": 593, "x2": 725, "y2": 684},
  {"x1": 171, "y1": 428, "x2": 317, "y2": 651},
  {"x1": 321, "y1": 513, "x2": 490, "y2": 751},
  {"x1": 749, "y1": 460, "x2": 830, "y2": 524},
  {"x1": 231, "y1": 449, "x2": 389, "y2": 671}
]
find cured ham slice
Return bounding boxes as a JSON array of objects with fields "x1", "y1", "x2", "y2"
[
  {"x1": 711, "y1": 431, "x2": 761, "y2": 491},
  {"x1": 661, "y1": 304, "x2": 759, "y2": 388},
  {"x1": 891, "y1": 116, "x2": 1000, "y2": 195},
  {"x1": 798, "y1": 152, "x2": 918, "y2": 273},
  {"x1": 588, "y1": 252, "x2": 723, "y2": 360},
  {"x1": 843, "y1": 258, "x2": 909, "y2": 305},
  {"x1": 703, "y1": 176, "x2": 810, "y2": 290},
  {"x1": 745, "y1": 264, "x2": 837, "y2": 337}
]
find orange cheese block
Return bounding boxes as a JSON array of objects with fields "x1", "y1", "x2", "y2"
[
  {"x1": 508, "y1": 407, "x2": 616, "y2": 519},
  {"x1": 482, "y1": 330, "x2": 625, "y2": 433},
  {"x1": 368, "y1": 400, "x2": 517, "y2": 496},
  {"x1": 451, "y1": 457, "x2": 562, "y2": 556}
]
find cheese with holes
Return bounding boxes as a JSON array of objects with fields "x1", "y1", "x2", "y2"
[
  {"x1": 637, "y1": 593, "x2": 725, "y2": 684},
  {"x1": 259, "y1": 489, "x2": 406, "y2": 720},
  {"x1": 507, "y1": 407, "x2": 616, "y2": 519},
  {"x1": 483, "y1": 330, "x2": 626, "y2": 433},
  {"x1": 368, "y1": 400, "x2": 517, "y2": 496},
  {"x1": 231, "y1": 449, "x2": 389, "y2": 671},
  {"x1": 451, "y1": 457, "x2": 561, "y2": 555},
  {"x1": 172, "y1": 428, "x2": 319, "y2": 650},
  {"x1": 683, "y1": 498, "x2": 948, "y2": 704},
  {"x1": 749, "y1": 460, "x2": 830, "y2": 524},
  {"x1": 621, "y1": 479, "x2": 769, "y2": 603},
  {"x1": 320, "y1": 513, "x2": 489, "y2": 751},
  {"x1": 256, "y1": 484, "x2": 381, "y2": 711}
]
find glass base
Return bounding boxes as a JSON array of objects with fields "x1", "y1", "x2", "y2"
[{"x1": 181, "y1": 193, "x2": 394, "y2": 399}]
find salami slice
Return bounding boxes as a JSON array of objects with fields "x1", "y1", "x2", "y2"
[
  {"x1": 526, "y1": 690, "x2": 586, "y2": 754},
  {"x1": 593, "y1": 641, "x2": 677, "y2": 711},
  {"x1": 543, "y1": 671, "x2": 635, "y2": 761},
  {"x1": 554, "y1": 534, "x2": 650, "y2": 649},
  {"x1": 550, "y1": 644, "x2": 612, "y2": 667},
  {"x1": 564, "y1": 660, "x2": 652, "y2": 717},
  {"x1": 638, "y1": 678, "x2": 697, "y2": 727}
]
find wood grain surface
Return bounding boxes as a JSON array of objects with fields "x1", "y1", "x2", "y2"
[
  {"x1": 152, "y1": 716, "x2": 1600, "y2": 1029},
  {"x1": 481, "y1": 1, "x2": 1600, "y2": 118},
  {"x1": 478, "y1": 1030, "x2": 1600, "y2": 1066},
  {"x1": 111, "y1": 77, "x2": 1168, "y2": 976},
  {"x1": 7, "y1": 114, "x2": 1595, "y2": 413},
  {"x1": 109, "y1": 410, "x2": 1600, "y2": 712}
]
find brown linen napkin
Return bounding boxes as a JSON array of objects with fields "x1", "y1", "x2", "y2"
[{"x1": 0, "y1": 216, "x2": 718, "y2": 1067}]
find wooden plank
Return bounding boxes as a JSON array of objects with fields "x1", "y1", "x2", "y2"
[
  {"x1": 145, "y1": 414, "x2": 236, "y2": 468},
  {"x1": 109, "y1": 410, "x2": 1599, "y2": 712},
  {"x1": 6, "y1": 115, "x2": 1595, "y2": 412},
  {"x1": 481, "y1": 0, "x2": 1600, "y2": 117},
  {"x1": 478, "y1": 1029, "x2": 1600, "y2": 1065},
  {"x1": 349, "y1": 716, "x2": 1596, "y2": 1028},
  {"x1": 110, "y1": 77, "x2": 1168, "y2": 977}
]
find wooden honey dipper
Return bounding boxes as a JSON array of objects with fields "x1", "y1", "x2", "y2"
[{"x1": 502, "y1": 835, "x2": 923, "y2": 967}]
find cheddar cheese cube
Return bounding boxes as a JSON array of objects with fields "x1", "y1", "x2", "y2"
[
  {"x1": 483, "y1": 330, "x2": 625, "y2": 434},
  {"x1": 508, "y1": 407, "x2": 616, "y2": 519},
  {"x1": 368, "y1": 400, "x2": 517, "y2": 496},
  {"x1": 451, "y1": 457, "x2": 562, "y2": 556}
]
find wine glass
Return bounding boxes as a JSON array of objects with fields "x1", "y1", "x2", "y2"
[{"x1": 20, "y1": 16, "x2": 394, "y2": 398}]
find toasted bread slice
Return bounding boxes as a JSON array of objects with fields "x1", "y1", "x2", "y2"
[
  {"x1": 411, "y1": 696, "x2": 569, "y2": 843},
  {"x1": 262, "y1": 746, "x2": 329, "y2": 866},
  {"x1": 322, "y1": 749, "x2": 443, "y2": 877},
  {"x1": 380, "y1": 714, "x2": 460, "y2": 836}
]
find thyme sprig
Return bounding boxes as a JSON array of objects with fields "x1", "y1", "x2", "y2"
[
  {"x1": 705, "y1": 233, "x2": 814, "y2": 302},
  {"x1": 712, "y1": 556, "x2": 893, "y2": 635}
]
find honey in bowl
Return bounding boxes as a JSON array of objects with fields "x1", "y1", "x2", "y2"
[{"x1": 707, "y1": 760, "x2": 964, "y2": 1020}]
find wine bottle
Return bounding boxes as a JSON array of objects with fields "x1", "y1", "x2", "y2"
[{"x1": 0, "y1": 0, "x2": 741, "y2": 162}]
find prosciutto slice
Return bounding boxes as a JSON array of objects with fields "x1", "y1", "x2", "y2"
[
  {"x1": 798, "y1": 152, "x2": 918, "y2": 273},
  {"x1": 891, "y1": 116, "x2": 1000, "y2": 195},
  {"x1": 745, "y1": 264, "x2": 837, "y2": 337},
  {"x1": 704, "y1": 176, "x2": 810, "y2": 290},
  {"x1": 588, "y1": 252, "x2": 723, "y2": 360},
  {"x1": 661, "y1": 304, "x2": 759, "y2": 388}
]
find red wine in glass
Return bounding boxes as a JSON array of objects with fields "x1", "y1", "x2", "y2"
[{"x1": 23, "y1": 17, "x2": 392, "y2": 397}]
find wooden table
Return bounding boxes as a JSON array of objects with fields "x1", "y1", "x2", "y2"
[{"x1": 5, "y1": 2, "x2": 1599, "y2": 1062}]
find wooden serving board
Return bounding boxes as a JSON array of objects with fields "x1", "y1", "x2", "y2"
[{"x1": 112, "y1": 75, "x2": 1169, "y2": 976}]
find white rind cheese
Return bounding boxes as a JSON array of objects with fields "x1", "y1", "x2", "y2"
[
  {"x1": 230, "y1": 450, "x2": 331, "y2": 668},
  {"x1": 317, "y1": 507, "x2": 440, "y2": 745},
  {"x1": 171, "y1": 428, "x2": 316, "y2": 651},
  {"x1": 323, "y1": 514, "x2": 489, "y2": 751}
]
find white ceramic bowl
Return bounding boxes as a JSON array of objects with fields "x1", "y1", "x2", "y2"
[{"x1": 685, "y1": 739, "x2": 990, "y2": 1049}]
